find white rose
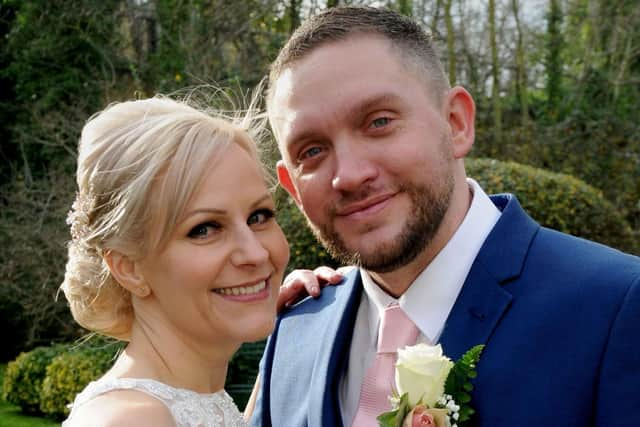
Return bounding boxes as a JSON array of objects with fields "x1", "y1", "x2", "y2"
[{"x1": 395, "y1": 343, "x2": 454, "y2": 407}]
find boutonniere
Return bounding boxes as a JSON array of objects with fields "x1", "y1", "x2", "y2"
[{"x1": 377, "y1": 343, "x2": 484, "y2": 427}]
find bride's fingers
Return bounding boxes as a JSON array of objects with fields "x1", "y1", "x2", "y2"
[
  {"x1": 312, "y1": 266, "x2": 345, "y2": 287},
  {"x1": 277, "y1": 269, "x2": 317, "y2": 311},
  {"x1": 277, "y1": 266, "x2": 349, "y2": 312},
  {"x1": 276, "y1": 284, "x2": 300, "y2": 312},
  {"x1": 282, "y1": 269, "x2": 319, "y2": 292}
]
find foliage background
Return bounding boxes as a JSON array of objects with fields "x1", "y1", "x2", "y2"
[{"x1": 0, "y1": 0, "x2": 638, "y2": 411}]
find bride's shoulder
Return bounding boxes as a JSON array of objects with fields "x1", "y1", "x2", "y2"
[{"x1": 65, "y1": 389, "x2": 176, "y2": 427}]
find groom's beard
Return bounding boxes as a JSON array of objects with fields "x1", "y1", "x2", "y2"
[{"x1": 308, "y1": 170, "x2": 454, "y2": 274}]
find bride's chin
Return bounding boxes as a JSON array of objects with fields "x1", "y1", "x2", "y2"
[{"x1": 243, "y1": 320, "x2": 276, "y2": 343}]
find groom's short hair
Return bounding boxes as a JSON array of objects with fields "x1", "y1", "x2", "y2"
[{"x1": 267, "y1": 6, "x2": 450, "y2": 102}]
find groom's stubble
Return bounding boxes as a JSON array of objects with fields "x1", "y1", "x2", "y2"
[{"x1": 305, "y1": 134, "x2": 455, "y2": 274}]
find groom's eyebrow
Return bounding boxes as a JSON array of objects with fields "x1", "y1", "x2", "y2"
[
  {"x1": 345, "y1": 93, "x2": 402, "y2": 121},
  {"x1": 285, "y1": 92, "x2": 402, "y2": 150}
]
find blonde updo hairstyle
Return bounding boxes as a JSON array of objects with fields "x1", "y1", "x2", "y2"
[{"x1": 61, "y1": 96, "x2": 266, "y2": 341}]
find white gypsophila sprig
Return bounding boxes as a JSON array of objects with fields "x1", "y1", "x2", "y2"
[{"x1": 436, "y1": 393, "x2": 461, "y2": 426}]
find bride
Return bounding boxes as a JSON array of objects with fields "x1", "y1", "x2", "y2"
[{"x1": 61, "y1": 97, "x2": 341, "y2": 427}]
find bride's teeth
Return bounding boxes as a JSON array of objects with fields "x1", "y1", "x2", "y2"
[{"x1": 214, "y1": 280, "x2": 266, "y2": 296}]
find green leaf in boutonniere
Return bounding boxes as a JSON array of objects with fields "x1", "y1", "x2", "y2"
[
  {"x1": 377, "y1": 392, "x2": 410, "y2": 427},
  {"x1": 443, "y1": 344, "x2": 485, "y2": 424}
]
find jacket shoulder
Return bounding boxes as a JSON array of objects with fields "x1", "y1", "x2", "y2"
[{"x1": 532, "y1": 226, "x2": 640, "y2": 284}]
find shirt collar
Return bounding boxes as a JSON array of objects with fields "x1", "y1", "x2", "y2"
[{"x1": 360, "y1": 178, "x2": 501, "y2": 344}]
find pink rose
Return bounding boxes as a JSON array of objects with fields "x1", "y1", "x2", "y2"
[
  {"x1": 402, "y1": 406, "x2": 451, "y2": 427},
  {"x1": 411, "y1": 406, "x2": 436, "y2": 427}
]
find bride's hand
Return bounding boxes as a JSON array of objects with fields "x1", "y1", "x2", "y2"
[{"x1": 276, "y1": 266, "x2": 354, "y2": 311}]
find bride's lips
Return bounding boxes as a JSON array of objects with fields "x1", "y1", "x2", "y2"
[
  {"x1": 212, "y1": 276, "x2": 271, "y2": 302},
  {"x1": 335, "y1": 193, "x2": 395, "y2": 221}
]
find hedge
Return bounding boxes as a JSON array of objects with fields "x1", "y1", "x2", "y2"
[
  {"x1": 3, "y1": 340, "x2": 282, "y2": 420},
  {"x1": 226, "y1": 341, "x2": 266, "y2": 409},
  {"x1": 2, "y1": 344, "x2": 68, "y2": 415},
  {"x1": 39, "y1": 342, "x2": 121, "y2": 420},
  {"x1": 275, "y1": 188, "x2": 341, "y2": 273},
  {"x1": 465, "y1": 158, "x2": 637, "y2": 254}
]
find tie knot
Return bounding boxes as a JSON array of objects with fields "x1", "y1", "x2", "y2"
[{"x1": 377, "y1": 304, "x2": 419, "y2": 353}]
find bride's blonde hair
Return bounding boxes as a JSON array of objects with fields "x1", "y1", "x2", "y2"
[{"x1": 61, "y1": 95, "x2": 267, "y2": 340}]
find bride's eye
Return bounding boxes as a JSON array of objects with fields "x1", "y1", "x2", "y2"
[
  {"x1": 247, "y1": 208, "x2": 275, "y2": 226},
  {"x1": 187, "y1": 222, "x2": 220, "y2": 239}
]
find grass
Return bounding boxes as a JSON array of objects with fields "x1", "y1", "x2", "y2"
[
  {"x1": 0, "y1": 364, "x2": 59, "y2": 427},
  {"x1": 0, "y1": 401, "x2": 59, "y2": 427}
]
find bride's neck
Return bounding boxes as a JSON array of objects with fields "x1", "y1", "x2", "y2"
[{"x1": 108, "y1": 319, "x2": 239, "y2": 394}]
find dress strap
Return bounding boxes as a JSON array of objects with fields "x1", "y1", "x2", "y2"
[
  {"x1": 69, "y1": 377, "x2": 175, "y2": 408},
  {"x1": 64, "y1": 377, "x2": 247, "y2": 427}
]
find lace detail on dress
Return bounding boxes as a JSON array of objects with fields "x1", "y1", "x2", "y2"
[{"x1": 63, "y1": 377, "x2": 247, "y2": 427}]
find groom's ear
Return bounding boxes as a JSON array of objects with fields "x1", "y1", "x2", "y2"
[
  {"x1": 445, "y1": 86, "x2": 476, "y2": 159},
  {"x1": 277, "y1": 160, "x2": 302, "y2": 206}
]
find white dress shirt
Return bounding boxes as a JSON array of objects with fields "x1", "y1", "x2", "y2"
[{"x1": 339, "y1": 178, "x2": 501, "y2": 425}]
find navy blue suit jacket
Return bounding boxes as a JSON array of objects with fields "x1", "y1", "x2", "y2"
[{"x1": 252, "y1": 195, "x2": 640, "y2": 427}]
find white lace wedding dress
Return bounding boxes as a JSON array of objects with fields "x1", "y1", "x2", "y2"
[{"x1": 62, "y1": 377, "x2": 247, "y2": 427}]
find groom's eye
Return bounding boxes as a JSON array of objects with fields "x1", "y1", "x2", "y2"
[
  {"x1": 370, "y1": 117, "x2": 390, "y2": 128},
  {"x1": 300, "y1": 146, "x2": 323, "y2": 160}
]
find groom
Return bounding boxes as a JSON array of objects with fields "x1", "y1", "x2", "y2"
[{"x1": 251, "y1": 6, "x2": 640, "y2": 427}]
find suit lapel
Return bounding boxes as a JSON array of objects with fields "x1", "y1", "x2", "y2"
[
  {"x1": 308, "y1": 271, "x2": 363, "y2": 427},
  {"x1": 440, "y1": 194, "x2": 539, "y2": 359},
  {"x1": 439, "y1": 261, "x2": 512, "y2": 359}
]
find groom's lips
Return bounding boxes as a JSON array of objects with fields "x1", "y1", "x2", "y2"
[{"x1": 336, "y1": 193, "x2": 396, "y2": 221}]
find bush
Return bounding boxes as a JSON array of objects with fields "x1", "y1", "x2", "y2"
[
  {"x1": 466, "y1": 158, "x2": 638, "y2": 253},
  {"x1": 0, "y1": 363, "x2": 6, "y2": 386},
  {"x1": 275, "y1": 189, "x2": 340, "y2": 273},
  {"x1": 40, "y1": 341, "x2": 122, "y2": 420},
  {"x1": 2, "y1": 344, "x2": 68, "y2": 415},
  {"x1": 226, "y1": 341, "x2": 266, "y2": 410}
]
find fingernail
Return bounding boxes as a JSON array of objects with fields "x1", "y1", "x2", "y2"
[{"x1": 312, "y1": 286, "x2": 319, "y2": 294}]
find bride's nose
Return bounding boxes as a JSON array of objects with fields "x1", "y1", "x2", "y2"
[{"x1": 230, "y1": 226, "x2": 270, "y2": 267}]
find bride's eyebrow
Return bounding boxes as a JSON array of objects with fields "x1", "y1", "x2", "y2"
[
  {"x1": 183, "y1": 208, "x2": 226, "y2": 219},
  {"x1": 182, "y1": 193, "x2": 272, "y2": 220},
  {"x1": 250, "y1": 194, "x2": 273, "y2": 209}
]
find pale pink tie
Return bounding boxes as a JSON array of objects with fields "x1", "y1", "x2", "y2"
[{"x1": 352, "y1": 304, "x2": 419, "y2": 427}]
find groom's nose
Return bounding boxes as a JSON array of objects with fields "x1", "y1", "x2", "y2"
[{"x1": 331, "y1": 139, "x2": 379, "y2": 193}]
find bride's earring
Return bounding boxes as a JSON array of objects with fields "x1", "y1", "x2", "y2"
[{"x1": 136, "y1": 286, "x2": 151, "y2": 298}]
